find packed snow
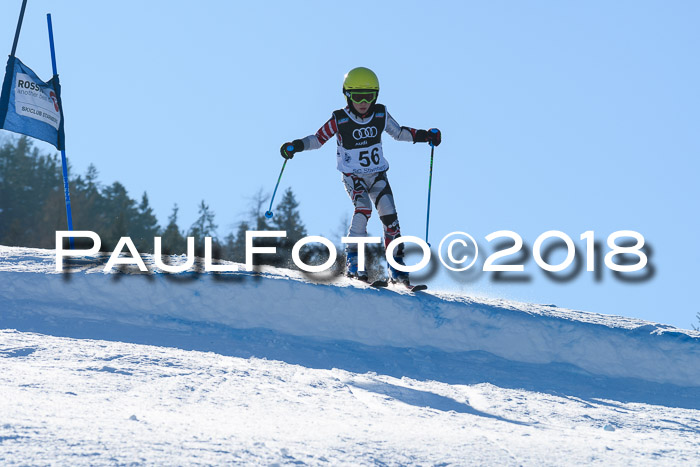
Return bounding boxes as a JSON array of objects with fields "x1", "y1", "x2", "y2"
[{"x1": 1, "y1": 246, "x2": 699, "y2": 465}]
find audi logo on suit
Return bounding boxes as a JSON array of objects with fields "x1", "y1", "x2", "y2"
[{"x1": 352, "y1": 127, "x2": 378, "y2": 140}]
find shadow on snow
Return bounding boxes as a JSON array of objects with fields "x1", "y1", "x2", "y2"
[{"x1": 2, "y1": 311, "x2": 698, "y2": 412}]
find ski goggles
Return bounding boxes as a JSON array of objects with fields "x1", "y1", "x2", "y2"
[{"x1": 346, "y1": 90, "x2": 377, "y2": 104}]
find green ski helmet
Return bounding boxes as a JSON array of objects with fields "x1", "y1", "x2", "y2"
[
  {"x1": 343, "y1": 67, "x2": 380, "y2": 93},
  {"x1": 343, "y1": 67, "x2": 379, "y2": 115}
]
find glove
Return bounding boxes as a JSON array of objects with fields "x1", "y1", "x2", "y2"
[
  {"x1": 426, "y1": 128, "x2": 441, "y2": 147},
  {"x1": 280, "y1": 139, "x2": 304, "y2": 159},
  {"x1": 413, "y1": 128, "x2": 441, "y2": 147}
]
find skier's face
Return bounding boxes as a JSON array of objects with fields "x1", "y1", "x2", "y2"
[{"x1": 352, "y1": 100, "x2": 372, "y2": 115}]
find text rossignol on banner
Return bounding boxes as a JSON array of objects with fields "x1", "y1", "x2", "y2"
[{"x1": 0, "y1": 55, "x2": 65, "y2": 150}]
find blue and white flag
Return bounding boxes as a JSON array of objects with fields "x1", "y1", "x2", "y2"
[{"x1": 0, "y1": 56, "x2": 65, "y2": 150}]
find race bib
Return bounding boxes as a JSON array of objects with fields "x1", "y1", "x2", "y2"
[{"x1": 337, "y1": 142, "x2": 389, "y2": 174}]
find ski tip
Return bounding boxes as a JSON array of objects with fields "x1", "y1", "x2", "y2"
[
  {"x1": 387, "y1": 280, "x2": 428, "y2": 293},
  {"x1": 345, "y1": 275, "x2": 387, "y2": 289}
]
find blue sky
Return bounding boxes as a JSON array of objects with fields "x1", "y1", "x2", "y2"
[{"x1": 2, "y1": 1, "x2": 699, "y2": 328}]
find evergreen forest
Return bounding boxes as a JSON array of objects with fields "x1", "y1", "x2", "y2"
[{"x1": 0, "y1": 137, "x2": 386, "y2": 276}]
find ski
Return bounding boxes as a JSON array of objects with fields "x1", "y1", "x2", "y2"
[
  {"x1": 348, "y1": 276, "x2": 388, "y2": 288},
  {"x1": 405, "y1": 284, "x2": 428, "y2": 292},
  {"x1": 390, "y1": 282, "x2": 428, "y2": 293},
  {"x1": 349, "y1": 275, "x2": 425, "y2": 292}
]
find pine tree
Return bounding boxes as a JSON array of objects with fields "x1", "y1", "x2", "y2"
[
  {"x1": 248, "y1": 188, "x2": 270, "y2": 231},
  {"x1": 188, "y1": 200, "x2": 219, "y2": 257},
  {"x1": 229, "y1": 221, "x2": 250, "y2": 263},
  {"x1": 131, "y1": 192, "x2": 161, "y2": 253},
  {"x1": 0, "y1": 137, "x2": 65, "y2": 247},
  {"x1": 220, "y1": 232, "x2": 237, "y2": 262},
  {"x1": 189, "y1": 200, "x2": 218, "y2": 238},
  {"x1": 243, "y1": 189, "x2": 280, "y2": 267},
  {"x1": 161, "y1": 204, "x2": 186, "y2": 255},
  {"x1": 71, "y1": 164, "x2": 102, "y2": 235},
  {"x1": 99, "y1": 181, "x2": 137, "y2": 251},
  {"x1": 272, "y1": 188, "x2": 307, "y2": 242},
  {"x1": 0, "y1": 138, "x2": 33, "y2": 243},
  {"x1": 271, "y1": 188, "x2": 308, "y2": 269}
]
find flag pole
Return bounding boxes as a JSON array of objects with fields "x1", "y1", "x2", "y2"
[
  {"x1": 0, "y1": 0, "x2": 27, "y2": 124},
  {"x1": 10, "y1": 0, "x2": 28, "y2": 58},
  {"x1": 46, "y1": 13, "x2": 75, "y2": 249}
]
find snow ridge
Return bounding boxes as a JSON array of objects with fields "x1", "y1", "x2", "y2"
[{"x1": 1, "y1": 246, "x2": 699, "y2": 390}]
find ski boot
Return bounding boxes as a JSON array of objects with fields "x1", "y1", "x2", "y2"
[
  {"x1": 388, "y1": 255, "x2": 410, "y2": 286},
  {"x1": 346, "y1": 250, "x2": 369, "y2": 282}
]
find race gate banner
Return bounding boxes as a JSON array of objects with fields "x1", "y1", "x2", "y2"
[{"x1": 0, "y1": 56, "x2": 65, "y2": 150}]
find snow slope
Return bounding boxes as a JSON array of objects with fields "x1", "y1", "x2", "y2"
[
  {"x1": 1, "y1": 246, "x2": 698, "y2": 389},
  {"x1": 1, "y1": 245, "x2": 699, "y2": 465},
  {"x1": 3, "y1": 330, "x2": 699, "y2": 465}
]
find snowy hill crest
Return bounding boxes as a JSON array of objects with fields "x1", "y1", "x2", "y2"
[{"x1": 1, "y1": 246, "x2": 699, "y2": 393}]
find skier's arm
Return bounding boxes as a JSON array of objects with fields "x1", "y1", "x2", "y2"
[
  {"x1": 280, "y1": 116, "x2": 337, "y2": 159},
  {"x1": 303, "y1": 115, "x2": 338, "y2": 150},
  {"x1": 385, "y1": 112, "x2": 416, "y2": 142},
  {"x1": 385, "y1": 111, "x2": 442, "y2": 146}
]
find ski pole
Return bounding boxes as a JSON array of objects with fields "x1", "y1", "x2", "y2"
[
  {"x1": 425, "y1": 129, "x2": 438, "y2": 246},
  {"x1": 264, "y1": 156, "x2": 288, "y2": 219}
]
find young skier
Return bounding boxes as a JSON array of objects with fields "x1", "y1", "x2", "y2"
[{"x1": 280, "y1": 67, "x2": 441, "y2": 285}]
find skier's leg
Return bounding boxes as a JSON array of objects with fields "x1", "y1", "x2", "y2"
[
  {"x1": 342, "y1": 173, "x2": 373, "y2": 278},
  {"x1": 366, "y1": 171, "x2": 401, "y2": 253},
  {"x1": 367, "y1": 172, "x2": 408, "y2": 283}
]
